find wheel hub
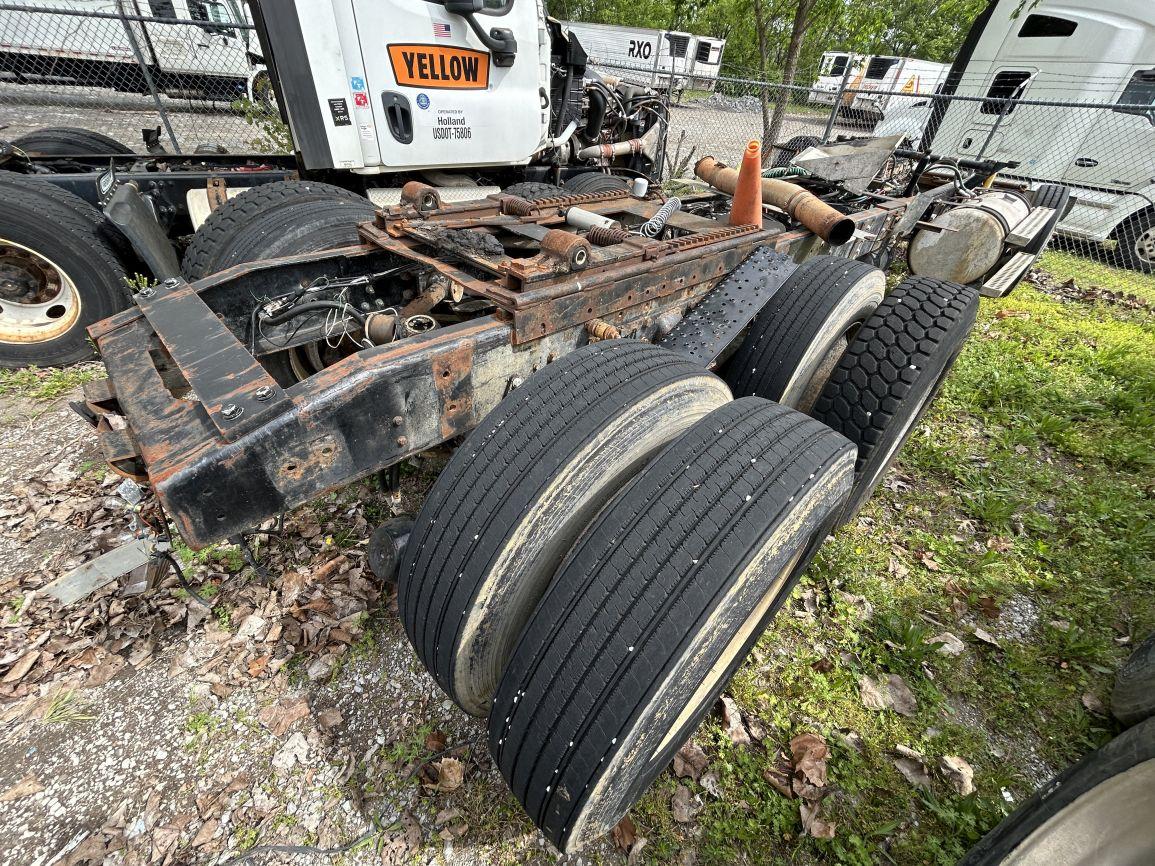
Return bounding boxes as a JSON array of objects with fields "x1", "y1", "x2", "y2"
[
  {"x1": 1135, "y1": 226, "x2": 1155, "y2": 265},
  {"x1": 0, "y1": 240, "x2": 82, "y2": 344}
]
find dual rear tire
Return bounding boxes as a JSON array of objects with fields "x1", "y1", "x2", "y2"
[{"x1": 398, "y1": 265, "x2": 980, "y2": 851}]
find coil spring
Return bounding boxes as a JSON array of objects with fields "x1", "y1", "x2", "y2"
[
  {"x1": 639, "y1": 197, "x2": 682, "y2": 238},
  {"x1": 587, "y1": 224, "x2": 631, "y2": 246}
]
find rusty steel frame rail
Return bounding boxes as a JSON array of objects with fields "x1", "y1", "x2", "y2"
[{"x1": 84, "y1": 191, "x2": 904, "y2": 549}]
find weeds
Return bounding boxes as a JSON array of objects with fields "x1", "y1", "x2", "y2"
[{"x1": 42, "y1": 690, "x2": 95, "y2": 724}]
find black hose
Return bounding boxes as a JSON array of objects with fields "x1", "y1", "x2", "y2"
[
  {"x1": 582, "y1": 87, "x2": 607, "y2": 142},
  {"x1": 262, "y1": 300, "x2": 367, "y2": 329}
]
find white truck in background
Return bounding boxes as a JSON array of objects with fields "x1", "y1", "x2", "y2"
[
  {"x1": 876, "y1": 0, "x2": 1155, "y2": 271},
  {"x1": 0, "y1": 0, "x2": 266, "y2": 103},
  {"x1": 809, "y1": 51, "x2": 950, "y2": 121},
  {"x1": 560, "y1": 19, "x2": 725, "y2": 92}
]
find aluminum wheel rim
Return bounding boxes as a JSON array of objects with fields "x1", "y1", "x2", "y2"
[
  {"x1": 1134, "y1": 226, "x2": 1155, "y2": 265},
  {"x1": 0, "y1": 239, "x2": 82, "y2": 344},
  {"x1": 1003, "y1": 759, "x2": 1155, "y2": 865}
]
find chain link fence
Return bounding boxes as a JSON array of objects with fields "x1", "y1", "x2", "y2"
[
  {"x1": 0, "y1": 0, "x2": 275, "y2": 153},
  {"x1": 596, "y1": 60, "x2": 1155, "y2": 287},
  {"x1": 1, "y1": 4, "x2": 1152, "y2": 288}
]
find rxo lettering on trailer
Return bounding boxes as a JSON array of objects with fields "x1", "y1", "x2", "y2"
[
  {"x1": 627, "y1": 39, "x2": 653, "y2": 59},
  {"x1": 388, "y1": 44, "x2": 490, "y2": 89}
]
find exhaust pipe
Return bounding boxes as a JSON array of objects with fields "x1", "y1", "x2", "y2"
[{"x1": 695, "y1": 155, "x2": 856, "y2": 246}]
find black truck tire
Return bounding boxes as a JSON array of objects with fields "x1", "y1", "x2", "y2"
[
  {"x1": 181, "y1": 180, "x2": 372, "y2": 280},
  {"x1": 1112, "y1": 632, "x2": 1155, "y2": 727},
  {"x1": 564, "y1": 173, "x2": 630, "y2": 195},
  {"x1": 725, "y1": 256, "x2": 884, "y2": 411},
  {"x1": 959, "y1": 716, "x2": 1155, "y2": 865},
  {"x1": 11, "y1": 127, "x2": 134, "y2": 156},
  {"x1": 501, "y1": 182, "x2": 568, "y2": 201},
  {"x1": 0, "y1": 171, "x2": 138, "y2": 271},
  {"x1": 813, "y1": 276, "x2": 978, "y2": 522},
  {"x1": 0, "y1": 178, "x2": 130, "y2": 367},
  {"x1": 489, "y1": 398, "x2": 855, "y2": 852},
  {"x1": 397, "y1": 341, "x2": 732, "y2": 717},
  {"x1": 771, "y1": 134, "x2": 822, "y2": 169}
]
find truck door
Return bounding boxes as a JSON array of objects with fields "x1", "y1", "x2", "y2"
[
  {"x1": 1062, "y1": 68, "x2": 1155, "y2": 191},
  {"x1": 951, "y1": 66, "x2": 1037, "y2": 160},
  {"x1": 351, "y1": 0, "x2": 548, "y2": 170}
]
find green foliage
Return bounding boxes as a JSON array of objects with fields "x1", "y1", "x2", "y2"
[
  {"x1": 631, "y1": 267, "x2": 1154, "y2": 863},
  {"x1": 555, "y1": 0, "x2": 988, "y2": 78},
  {"x1": 231, "y1": 97, "x2": 293, "y2": 154},
  {"x1": 0, "y1": 365, "x2": 100, "y2": 401}
]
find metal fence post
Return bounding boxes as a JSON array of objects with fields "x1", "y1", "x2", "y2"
[
  {"x1": 975, "y1": 91, "x2": 1014, "y2": 161},
  {"x1": 821, "y1": 57, "x2": 854, "y2": 144},
  {"x1": 114, "y1": 0, "x2": 182, "y2": 153}
]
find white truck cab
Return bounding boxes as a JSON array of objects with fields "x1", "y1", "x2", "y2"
[
  {"x1": 255, "y1": 0, "x2": 554, "y2": 173},
  {"x1": 922, "y1": 0, "x2": 1155, "y2": 270}
]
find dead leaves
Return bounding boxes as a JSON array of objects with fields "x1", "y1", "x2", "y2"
[
  {"x1": 762, "y1": 732, "x2": 837, "y2": 839},
  {"x1": 719, "y1": 695, "x2": 752, "y2": 746},
  {"x1": 671, "y1": 785, "x2": 704, "y2": 823},
  {"x1": 789, "y1": 733, "x2": 835, "y2": 837},
  {"x1": 859, "y1": 673, "x2": 918, "y2": 717},
  {"x1": 422, "y1": 757, "x2": 464, "y2": 792},
  {"x1": 612, "y1": 815, "x2": 648, "y2": 864},
  {"x1": 939, "y1": 755, "x2": 975, "y2": 796},
  {"x1": 673, "y1": 741, "x2": 709, "y2": 781},
  {"x1": 892, "y1": 746, "x2": 931, "y2": 790},
  {"x1": 257, "y1": 695, "x2": 310, "y2": 737},
  {"x1": 0, "y1": 774, "x2": 44, "y2": 801},
  {"x1": 927, "y1": 631, "x2": 966, "y2": 656}
]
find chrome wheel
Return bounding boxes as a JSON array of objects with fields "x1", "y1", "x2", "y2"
[
  {"x1": 1133, "y1": 225, "x2": 1155, "y2": 266},
  {"x1": 0, "y1": 240, "x2": 82, "y2": 345}
]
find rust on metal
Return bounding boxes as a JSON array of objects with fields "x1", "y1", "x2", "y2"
[
  {"x1": 401, "y1": 181, "x2": 442, "y2": 212},
  {"x1": 431, "y1": 342, "x2": 475, "y2": 440},
  {"x1": 539, "y1": 229, "x2": 591, "y2": 271},
  {"x1": 585, "y1": 319, "x2": 620, "y2": 341},
  {"x1": 586, "y1": 224, "x2": 631, "y2": 246},
  {"x1": 695, "y1": 156, "x2": 857, "y2": 246},
  {"x1": 206, "y1": 177, "x2": 228, "y2": 212}
]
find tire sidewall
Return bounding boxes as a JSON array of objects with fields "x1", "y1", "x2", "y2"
[
  {"x1": 780, "y1": 270, "x2": 885, "y2": 410},
  {"x1": 0, "y1": 198, "x2": 126, "y2": 367}
]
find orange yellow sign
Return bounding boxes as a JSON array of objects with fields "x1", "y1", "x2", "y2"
[{"x1": 388, "y1": 44, "x2": 490, "y2": 90}]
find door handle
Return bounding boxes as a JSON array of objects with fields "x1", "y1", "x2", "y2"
[{"x1": 1074, "y1": 157, "x2": 1098, "y2": 168}]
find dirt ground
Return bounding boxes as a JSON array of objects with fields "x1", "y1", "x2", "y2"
[{"x1": 0, "y1": 386, "x2": 594, "y2": 866}]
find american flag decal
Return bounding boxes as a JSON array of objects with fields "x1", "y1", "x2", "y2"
[{"x1": 433, "y1": 22, "x2": 451, "y2": 38}]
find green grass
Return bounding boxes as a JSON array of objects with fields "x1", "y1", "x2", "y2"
[
  {"x1": 0, "y1": 364, "x2": 100, "y2": 400},
  {"x1": 634, "y1": 270, "x2": 1155, "y2": 864},
  {"x1": 1039, "y1": 249, "x2": 1155, "y2": 303}
]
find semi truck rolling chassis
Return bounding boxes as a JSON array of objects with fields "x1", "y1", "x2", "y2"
[
  {"x1": 57, "y1": 153, "x2": 1068, "y2": 849},
  {"x1": 0, "y1": 0, "x2": 1082, "y2": 854}
]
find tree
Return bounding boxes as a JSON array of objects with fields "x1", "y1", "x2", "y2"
[{"x1": 763, "y1": 0, "x2": 818, "y2": 158}]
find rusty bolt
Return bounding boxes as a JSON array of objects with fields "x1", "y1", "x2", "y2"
[
  {"x1": 586, "y1": 319, "x2": 621, "y2": 341},
  {"x1": 391, "y1": 416, "x2": 403, "y2": 427},
  {"x1": 221, "y1": 403, "x2": 243, "y2": 420},
  {"x1": 396, "y1": 436, "x2": 408, "y2": 448},
  {"x1": 254, "y1": 386, "x2": 275, "y2": 402}
]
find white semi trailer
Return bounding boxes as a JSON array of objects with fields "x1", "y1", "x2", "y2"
[
  {"x1": 0, "y1": 0, "x2": 266, "y2": 103},
  {"x1": 559, "y1": 19, "x2": 725, "y2": 91},
  {"x1": 809, "y1": 51, "x2": 950, "y2": 121}
]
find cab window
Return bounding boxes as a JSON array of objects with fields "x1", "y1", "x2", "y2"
[
  {"x1": 981, "y1": 70, "x2": 1032, "y2": 115},
  {"x1": 1017, "y1": 14, "x2": 1077, "y2": 38},
  {"x1": 1115, "y1": 69, "x2": 1155, "y2": 125}
]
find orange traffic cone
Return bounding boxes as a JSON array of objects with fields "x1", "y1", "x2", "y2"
[{"x1": 728, "y1": 139, "x2": 764, "y2": 227}]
